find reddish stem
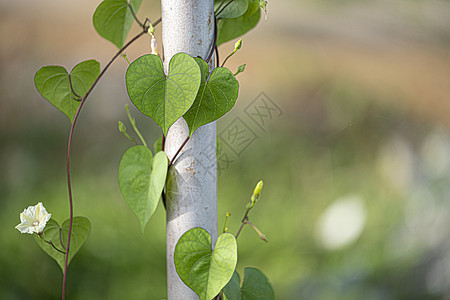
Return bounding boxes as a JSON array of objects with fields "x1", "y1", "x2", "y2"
[
  {"x1": 61, "y1": 29, "x2": 147, "y2": 300},
  {"x1": 169, "y1": 136, "x2": 190, "y2": 166}
]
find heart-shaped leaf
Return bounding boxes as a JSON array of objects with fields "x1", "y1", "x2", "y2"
[
  {"x1": 184, "y1": 58, "x2": 239, "y2": 136},
  {"x1": 118, "y1": 146, "x2": 168, "y2": 232},
  {"x1": 34, "y1": 217, "x2": 91, "y2": 272},
  {"x1": 241, "y1": 268, "x2": 275, "y2": 300},
  {"x1": 223, "y1": 268, "x2": 275, "y2": 300},
  {"x1": 126, "y1": 53, "x2": 201, "y2": 135},
  {"x1": 223, "y1": 271, "x2": 241, "y2": 300},
  {"x1": 93, "y1": 0, "x2": 143, "y2": 49},
  {"x1": 215, "y1": 0, "x2": 249, "y2": 19},
  {"x1": 34, "y1": 60, "x2": 100, "y2": 122},
  {"x1": 174, "y1": 227, "x2": 238, "y2": 300},
  {"x1": 217, "y1": 0, "x2": 261, "y2": 46}
]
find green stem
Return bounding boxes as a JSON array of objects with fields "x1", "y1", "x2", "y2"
[
  {"x1": 220, "y1": 50, "x2": 235, "y2": 68},
  {"x1": 235, "y1": 209, "x2": 249, "y2": 239},
  {"x1": 125, "y1": 105, "x2": 148, "y2": 147},
  {"x1": 244, "y1": 220, "x2": 268, "y2": 242},
  {"x1": 223, "y1": 212, "x2": 231, "y2": 233}
]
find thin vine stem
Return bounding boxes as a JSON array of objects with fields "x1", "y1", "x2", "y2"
[
  {"x1": 215, "y1": 0, "x2": 228, "y2": 14},
  {"x1": 169, "y1": 136, "x2": 190, "y2": 166},
  {"x1": 38, "y1": 233, "x2": 66, "y2": 254},
  {"x1": 215, "y1": 0, "x2": 236, "y2": 18},
  {"x1": 205, "y1": 17, "x2": 217, "y2": 64},
  {"x1": 125, "y1": 104, "x2": 148, "y2": 147},
  {"x1": 61, "y1": 28, "x2": 149, "y2": 300},
  {"x1": 215, "y1": 45, "x2": 220, "y2": 68},
  {"x1": 235, "y1": 209, "x2": 249, "y2": 239},
  {"x1": 221, "y1": 51, "x2": 234, "y2": 68},
  {"x1": 127, "y1": 3, "x2": 143, "y2": 27},
  {"x1": 68, "y1": 74, "x2": 82, "y2": 100}
]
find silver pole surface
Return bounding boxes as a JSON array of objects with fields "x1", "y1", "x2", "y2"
[{"x1": 161, "y1": 0, "x2": 217, "y2": 299}]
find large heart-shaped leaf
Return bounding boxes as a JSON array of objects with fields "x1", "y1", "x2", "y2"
[
  {"x1": 184, "y1": 58, "x2": 239, "y2": 136},
  {"x1": 118, "y1": 146, "x2": 168, "y2": 232},
  {"x1": 34, "y1": 60, "x2": 100, "y2": 122},
  {"x1": 174, "y1": 227, "x2": 238, "y2": 300},
  {"x1": 93, "y1": 0, "x2": 143, "y2": 49},
  {"x1": 217, "y1": 0, "x2": 261, "y2": 46},
  {"x1": 34, "y1": 217, "x2": 91, "y2": 272},
  {"x1": 224, "y1": 268, "x2": 275, "y2": 300},
  {"x1": 215, "y1": 0, "x2": 249, "y2": 19},
  {"x1": 126, "y1": 53, "x2": 201, "y2": 135}
]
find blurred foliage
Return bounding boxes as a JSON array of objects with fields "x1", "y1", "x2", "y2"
[{"x1": 3, "y1": 77, "x2": 450, "y2": 299}]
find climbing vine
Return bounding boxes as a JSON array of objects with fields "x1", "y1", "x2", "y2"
[{"x1": 15, "y1": 0, "x2": 273, "y2": 299}]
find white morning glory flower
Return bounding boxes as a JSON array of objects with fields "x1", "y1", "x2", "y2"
[{"x1": 15, "y1": 202, "x2": 51, "y2": 234}]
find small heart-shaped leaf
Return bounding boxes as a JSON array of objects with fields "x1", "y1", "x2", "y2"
[
  {"x1": 126, "y1": 53, "x2": 201, "y2": 135},
  {"x1": 241, "y1": 268, "x2": 275, "y2": 300},
  {"x1": 34, "y1": 60, "x2": 100, "y2": 122},
  {"x1": 118, "y1": 146, "x2": 168, "y2": 232},
  {"x1": 217, "y1": 0, "x2": 261, "y2": 46},
  {"x1": 175, "y1": 227, "x2": 238, "y2": 300},
  {"x1": 93, "y1": 0, "x2": 143, "y2": 49},
  {"x1": 34, "y1": 217, "x2": 91, "y2": 272},
  {"x1": 223, "y1": 267, "x2": 275, "y2": 300},
  {"x1": 184, "y1": 58, "x2": 239, "y2": 136},
  {"x1": 215, "y1": 0, "x2": 248, "y2": 19}
]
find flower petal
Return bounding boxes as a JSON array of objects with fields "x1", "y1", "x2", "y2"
[{"x1": 16, "y1": 202, "x2": 52, "y2": 234}]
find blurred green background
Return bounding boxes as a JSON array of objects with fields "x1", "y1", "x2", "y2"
[{"x1": 1, "y1": 0, "x2": 450, "y2": 299}]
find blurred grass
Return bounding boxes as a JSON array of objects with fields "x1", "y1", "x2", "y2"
[{"x1": 2, "y1": 0, "x2": 450, "y2": 299}]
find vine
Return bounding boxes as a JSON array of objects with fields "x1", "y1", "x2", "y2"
[{"x1": 15, "y1": 0, "x2": 273, "y2": 299}]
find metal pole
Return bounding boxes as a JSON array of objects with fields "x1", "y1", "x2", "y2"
[{"x1": 161, "y1": 0, "x2": 217, "y2": 299}]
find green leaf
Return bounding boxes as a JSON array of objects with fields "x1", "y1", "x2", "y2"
[
  {"x1": 184, "y1": 58, "x2": 239, "y2": 136},
  {"x1": 34, "y1": 60, "x2": 100, "y2": 122},
  {"x1": 247, "y1": 0, "x2": 261, "y2": 15},
  {"x1": 224, "y1": 271, "x2": 241, "y2": 300},
  {"x1": 93, "y1": 0, "x2": 143, "y2": 49},
  {"x1": 118, "y1": 146, "x2": 168, "y2": 232},
  {"x1": 241, "y1": 268, "x2": 275, "y2": 300},
  {"x1": 153, "y1": 136, "x2": 163, "y2": 153},
  {"x1": 34, "y1": 217, "x2": 91, "y2": 272},
  {"x1": 126, "y1": 53, "x2": 201, "y2": 135},
  {"x1": 70, "y1": 60, "x2": 101, "y2": 97},
  {"x1": 223, "y1": 268, "x2": 274, "y2": 300},
  {"x1": 174, "y1": 227, "x2": 238, "y2": 300},
  {"x1": 217, "y1": 1, "x2": 261, "y2": 46},
  {"x1": 215, "y1": 0, "x2": 248, "y2": 19}
]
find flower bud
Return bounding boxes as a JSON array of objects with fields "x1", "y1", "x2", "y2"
[
  {"x1": 234, "y1": 39, "x2": 242, "y2": 52},
  {"x1": 118, "y1": 121, "x2": 126, "y2": 133},
  {"x1": 252, "y1": 180, "x2": 263, "y2": 199},
  {"x1": 151, "y1": 35, "x2": 158, "y2": 56}
]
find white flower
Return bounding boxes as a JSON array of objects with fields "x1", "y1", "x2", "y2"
[
  {"x1": 150, "y1": 34, "x2": 158, "y2": 56},
  {"x1": 15, "y1": 202, "x2": 51, "y2": 234}
]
